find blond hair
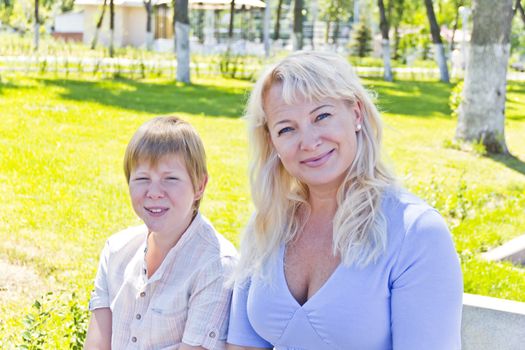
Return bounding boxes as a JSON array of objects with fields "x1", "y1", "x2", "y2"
[
  {"x1": 123, "y1": 116, "x2": 208, "y2": 212},
  {"x1": 237, "y1": 51, "x2": 396, "y2": 281}
]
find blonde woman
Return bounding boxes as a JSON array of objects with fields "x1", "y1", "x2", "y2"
[{"x1": 227, "y1": 52, "x2": 462, "y2": 350}]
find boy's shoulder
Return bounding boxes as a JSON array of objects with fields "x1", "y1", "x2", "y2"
[
  {"x1": 193, "y1": 214, "x2": 238, "y2": 260},
  {"x1": 105, "y1": 225, "x2": 148, "y2": 254}
]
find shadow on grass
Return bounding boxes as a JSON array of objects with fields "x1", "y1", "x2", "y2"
[
  {"x1": 364, "y1": 78, "x2": 452, "y2": 118},
  {"x1": 489, "y1": 153, "x2": 525, "y2": 176},
  {"x1": 37, "y1": 77, "x2": 248, "y2": 118}
]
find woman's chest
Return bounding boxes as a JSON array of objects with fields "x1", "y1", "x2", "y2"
[{"x1": 247, "y1": 262, "x2": 392, "y2": 350}]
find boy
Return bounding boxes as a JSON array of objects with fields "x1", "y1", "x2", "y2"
[{"x1": 85, "y1": 116, "x2": 237, "y2": 350}]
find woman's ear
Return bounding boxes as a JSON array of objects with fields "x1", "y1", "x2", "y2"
[
  {"x1": 194, "y1": 175, "x2": 208, "y2": 201},
  {"x1": 353, "y1": 100, "x2": 364, "y2": 125}
]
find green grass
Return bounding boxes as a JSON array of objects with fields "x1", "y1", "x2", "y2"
[{"x1": 0, "y1": 73, "x2": 524, "y2": 347}]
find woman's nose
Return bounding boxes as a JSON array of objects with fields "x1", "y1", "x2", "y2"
[{"x1": 300, "y1": 126, "x2": 322, "y2": 151}]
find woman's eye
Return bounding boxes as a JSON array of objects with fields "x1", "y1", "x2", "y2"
[
  {"x1": 316, "y1": 113, "x2": 331, "y2": 122},
  {"x1": 277, "y1": 126, "x2": 293, "y2": 136},
  {"x1": 166, "y1": 177, "x2": 179, "y2": 181}
]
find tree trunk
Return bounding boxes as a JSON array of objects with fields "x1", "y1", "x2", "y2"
[
  {"x1": 293, "y1": 0, "x2": 303, "y2": 50},
  {"x1": 91, "y1": 0, "x2": 108, "y2": 50},
  {"x1": 109, "y1": 0, "x2": 115, "y2": 57},
  {"x1": 175, "y1": 0, "x2": 190, "y2": 83},
  {"x1": 424, "y1": 0, "x2": 449, "y2": 82},
  {"x1": 274, "y1": 0, "x2": 284, "y2": 40},
  {"x1": 377, "y1": 0, "x2": 392, "y2": 81},
  {"x1": 456, "y1": 0, "x2": 513, "y2": 154},
  {"x1": 144, "y1": 0, "x2": 154, "y2": 50},
  {"x1": 228, "y1": 0, "x2": 235, "y2": 39},
  {"x1": 34, "y1": 0, "x2": 39, "y2": 51}
]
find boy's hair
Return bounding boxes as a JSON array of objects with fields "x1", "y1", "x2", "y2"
[{"x1": 124, "y1": 116, "x2": 208, "y2": 211}]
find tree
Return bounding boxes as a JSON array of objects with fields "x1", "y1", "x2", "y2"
[
  {"x1": 144, "y1": 0, "x2": 154, "y2": 50},
  {"x1": 320, "y1": 0, "x2": 351, "y2": 46},
  {"x1": 424, "y1": 0, "x2": 449, "y2": 82},
  {"x1": 91, "y1": 0, "x2": 108, "y2": 50},
  {"x1": 175, "y1": 0, "x2": 191, "y2": 83},
  {"x1": 456, "y1": 0, "x2": 513, "y2": 154},
  {"x1": 228, "y1": 0, "x2": 235, "y2": 40},
  {"x1": 351, "y1": 21, "x2": 372, "y2": 57},
  {"x1": 34, "y1": 0, "x2": 39, "y2": 51},
  {"x1": 293, "y1": 0, "x2": 304, "y2": 50},
  {"x1": 273, "y1": 0, "x2": 284, "y2": 40},
  {"x1": 514, "y1": 0, "x2": 525, "y2": 25},
  {"x1": 109, "y1": 0, "x2": 115, "y2": 57},
  {"x1": 377, "y1": 0, "x2": 393, "y2": 81}
]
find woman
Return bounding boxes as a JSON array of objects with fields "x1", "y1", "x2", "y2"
[
  {"x1": 85, "y1": 116, "x2": 237, "y2": 350},
  {"x1": 227, "y1": 52, "x2": 462, "y2": 350}
]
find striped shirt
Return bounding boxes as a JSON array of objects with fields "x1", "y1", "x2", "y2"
[{"x1": 89, "y1": 213, "x2": 237, "y2": 350}]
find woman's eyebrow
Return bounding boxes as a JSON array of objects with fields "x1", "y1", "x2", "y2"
[{"x1": 309, "y1": 104, "x2": 333, "y2": 114}]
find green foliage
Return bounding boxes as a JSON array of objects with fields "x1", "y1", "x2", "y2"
[
  {"x1": 319, "y1": 0, "x2": 351, "y2": 23},
  {"x1": 350, "y1": 22, "x2": 372, "y2": 57},
  {"x1": 218, "y1": 51, "x2": 258, "y2": 81},
  {"x1": 20, "y1": 294, "x2": 54, "y2": 350},
  {"x1": 449, "y1": 80, "x2": 463, "y2": 118}
]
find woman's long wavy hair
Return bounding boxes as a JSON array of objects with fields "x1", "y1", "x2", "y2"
[{"x1": 236, "y1": 51, "x2": 396, "y2": 282}]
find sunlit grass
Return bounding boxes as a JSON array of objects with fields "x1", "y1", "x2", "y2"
[{"x1": 0, "y1": 74, "x2": 524, "y2": 347}]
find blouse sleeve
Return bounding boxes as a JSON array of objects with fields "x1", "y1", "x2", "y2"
[
  {"x1": 227, "y1": 278, "x2": 273, "y2": 348},
  {"x1": 89, "y1": 240, "x2": 111, "y2": 311},
  {"x1": 390, "y1": 209, "x2": 463, "y2": 350}
]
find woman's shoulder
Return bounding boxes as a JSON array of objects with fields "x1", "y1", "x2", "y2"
[
  {"x1": 382, "y1": 187, "x2": 440, "y2": 229},
  {"x1": 381, "y1": 187, "x2": 452, "y2": 253}
]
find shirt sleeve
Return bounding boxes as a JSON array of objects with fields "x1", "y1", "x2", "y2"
[
  {"x1": 390, "y1": 209, "x2": 463, "y2": 350},
  {"x1": 182, "y1": 256, "x2": 236, "y2": 350},
  {"x1": 89, "y1": 240, "x2": 111, "y2": 311},
  {"x1": 227, "y1": 278, "x2": 273, "y2": 348}
]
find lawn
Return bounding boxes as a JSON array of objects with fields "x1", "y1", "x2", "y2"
[{"x1": 0, "y1": 73, "x2": 524, "y2": 348}]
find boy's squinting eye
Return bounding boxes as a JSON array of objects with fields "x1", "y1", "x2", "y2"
[
  {"x1": 132, "y1": 177, "x2": 149, "y2": 181},
  {"x1": 166, "y1": 177, "x2": 179, "y2": 181},
  {"x1": 277, "y1": 126, "x2": 294, "y2": 136}
]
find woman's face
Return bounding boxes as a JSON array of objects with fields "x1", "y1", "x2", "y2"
[{"x1": 264, "y1": 83, "x2": 362, "y2": 193}]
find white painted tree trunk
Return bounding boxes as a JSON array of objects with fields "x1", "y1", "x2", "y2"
[
  {"x1": 381, "y1": 39, "x2": 393, "y2": 82},
  {"x1": 263, "y1": 0, "x2": 271, "y2": 57},
  {"x1": 456, "y1": 0, "x2": 513, "y2": 154},
  {"x1": 146, "y1": 31, "x2": 154, "y2": 51},
  {"x1": 434, "y1": 43, "x2": 449, "y2": 82},
  {"x1": 292, "y1": 32, "x2": 303, "y2": 51},
  {"x1": 456, "y1": 43, "x2": 510, "y2": 153},
  {"x1": 176, "y1": 22, "x2": 190, "y2": 83}
]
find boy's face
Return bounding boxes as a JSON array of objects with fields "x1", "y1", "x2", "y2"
[{"x1": 128, "y1": 153, "x2": 203, "y2": 238}]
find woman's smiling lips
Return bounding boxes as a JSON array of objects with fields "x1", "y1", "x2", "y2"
[{"x1": 300, "y1": 149, "x2": 335, "y2": 167}]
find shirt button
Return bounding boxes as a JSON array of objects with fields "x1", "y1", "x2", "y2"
[
  {"x1": 208, "y1": 331, "x2": 216, "y2": 338},
  {"x1": 131, "y1": 336, "x2": 137, "y2": 342},
  {"x1": 136, "y1": 314, "x2": 141, "y2": 320},
  {"x1": 140, "y1": 291, "x2": 146, "y2": 297}
]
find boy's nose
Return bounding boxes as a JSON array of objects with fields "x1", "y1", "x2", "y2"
[{"x1": 146, "y1": 182, "x2": 165, "y2": 199}]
